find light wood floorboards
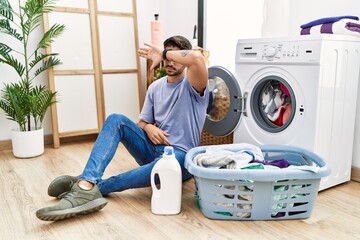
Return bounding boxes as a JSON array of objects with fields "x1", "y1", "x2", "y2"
[{"x1": 0, "y1": 140, "x2": 360, "y2": 239}]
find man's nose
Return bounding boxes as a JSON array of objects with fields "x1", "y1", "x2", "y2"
[{"x1": 166, "y1": 60, "x2": 174, "y2": 66}]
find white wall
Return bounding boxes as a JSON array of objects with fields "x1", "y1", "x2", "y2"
[
  {"x1": 204, "y1": 0, "x2": 264, "y2": 73},
  {"x1": 261, "y1": 0, "x2": 289, "y2": 37},
  {"x1": 2, "y1": 0, "x2": 360, "y2": 169}
]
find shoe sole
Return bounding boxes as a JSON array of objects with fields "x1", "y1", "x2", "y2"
[
  {"x1": 36, "y1": 198, "x2": 108, "y2": 221},
  {"x1": 48, "y1": 175, "x2": 80, "y2": 198}
]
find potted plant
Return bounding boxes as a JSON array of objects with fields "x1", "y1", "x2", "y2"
[{"x1": 0, "y1": 0, "x2": 65, "y2": 158}]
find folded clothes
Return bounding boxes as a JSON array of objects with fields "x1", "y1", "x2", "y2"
[
  {"x1": 300, "y1": 15, "x2": 359, "y2": 29},
  {"x1": 300, "y1": 18, "x2": 360, "y2": 36},
  {"x1": 346, "y1": 22, "x2": 360, "y2": 33}
]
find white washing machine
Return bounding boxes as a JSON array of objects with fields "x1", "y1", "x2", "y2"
[{"x1": 204, "y1": 35, "x2": 360, "y2": 190}]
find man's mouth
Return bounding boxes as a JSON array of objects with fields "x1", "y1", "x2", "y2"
[{"x1": 166, "y1": 66, "x2": 176, "y2": 71}]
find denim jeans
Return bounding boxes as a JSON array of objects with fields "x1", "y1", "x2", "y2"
[{"x1": 80, "y1": 114, "x2": 192, "y2": 195}]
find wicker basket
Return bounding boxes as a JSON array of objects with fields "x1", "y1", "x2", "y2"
[{"x1": 201, "y1": 130, "x2": 233, "y2": 146}]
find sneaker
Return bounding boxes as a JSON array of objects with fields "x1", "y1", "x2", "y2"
[
  {"x1": 37, "y1": 183, "x2": 108, "y2": 221},
  {"x1": 48, "y1": 175, "x2": 80, "y2": 199}
]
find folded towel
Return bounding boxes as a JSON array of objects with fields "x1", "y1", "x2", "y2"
[
  {"x1": 346, "y1": 22, "x2": 360, "y2": 33},
  {"x1": 300, "y1": 19, "x2": 360, "y2": 36},
  {"x1": 300, "y1": 15, "x2": 359, "y2": 29}
]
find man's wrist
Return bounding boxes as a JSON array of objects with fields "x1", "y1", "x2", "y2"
[{"x1": 143, "y1": 123, "x2": 151, "y2": 131}]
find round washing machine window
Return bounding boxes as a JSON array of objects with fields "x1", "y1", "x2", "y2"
[
  {"x1": 207, "y1": 76, "x2": 231, "y2": 122},
  {"x1": 203, "y1": 66, "x2": 242, "y2": 136},
  {"x1": 251, "y1": 75, "x2": 296, "y2": 133}
]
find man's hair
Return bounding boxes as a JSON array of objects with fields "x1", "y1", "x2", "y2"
[{"x1": 164, "y1": 35, "x2": 192, "y2": 50}]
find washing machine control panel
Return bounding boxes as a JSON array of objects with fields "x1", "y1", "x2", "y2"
[
  {"x1": 263, "y1": 46, "x2": 277, "y2": 57},
  {"x1": 262, "y1": 44, "x2": 301, "y2": 61},
  {"x1": 237, "y1": 40, "x2": 322, "y2": 64}
]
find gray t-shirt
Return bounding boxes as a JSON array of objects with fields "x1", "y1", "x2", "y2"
[{"x1": 140, "y1": 76, "x2": 209, "y2": 152}]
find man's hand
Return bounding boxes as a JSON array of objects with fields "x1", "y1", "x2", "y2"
[
  {"x1": 138, "y1": 43, "x2": 163, "y2": 70},
  {"x1": 143, "y1": 124, "x2": 170, "y2": 145}
]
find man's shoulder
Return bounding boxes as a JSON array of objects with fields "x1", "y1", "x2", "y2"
[{"x1": 148, "y1": 77, "x2": 165, "y2": 92}]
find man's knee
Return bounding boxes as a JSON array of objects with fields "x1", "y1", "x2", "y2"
[{"x1": 106, "y1": 113, "x2": 128, "y2": 124}]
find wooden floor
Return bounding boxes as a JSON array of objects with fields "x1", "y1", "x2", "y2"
[{"x1": 1, "y1": 140, "x2": 360, "y2": 240}]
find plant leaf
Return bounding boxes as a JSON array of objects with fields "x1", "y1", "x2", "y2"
[
  {"x1": 0, "y1": 53, "x2": 25, "y2": 77},
  {"x1": 22, "y1": 0, "x2": 57, "y2": 35},
  {"x1": 0, "y1": 0, "x2": 13, "y2": 21},
  {"x1": 0, "y1": 42, "x2": 12, "y2": 59},
  {"x1": 0, "y1": 19, "x2": 23, "y2": 41},
  {"x1": 29, "y1": 52, "x2": 58, "y2": 68},
  {"x1": 25, "y1": 0, "x2": 57, "y2": 15},
  {"x1": 34, "y1": 56, "x2": 61, "y2": 77},
  {"x1": 37, "y1": 23, "x2": 65, "y2": 49},
  {"x1": 1, "y1": 55, "x2": 26, "y2": 78},
  {"x1": 0, "y1": 81, "x2": 31, "y2": 131},
  {"x1": 28, "y1": 85, "x2": 57, "y2": 128}
]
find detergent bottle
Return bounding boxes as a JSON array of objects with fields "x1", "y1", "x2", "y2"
[{"x1": 151, "y1": 146, "x2": 182, "y2": 215}]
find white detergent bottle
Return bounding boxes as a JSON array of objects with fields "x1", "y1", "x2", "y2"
[{"x1": 151, "y1": 146, "x2": 182, "y2": 215}]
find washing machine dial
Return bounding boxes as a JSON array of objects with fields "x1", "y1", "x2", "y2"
[{"x1": 263, "y1": 46, "x2": 277, "y2": 57}]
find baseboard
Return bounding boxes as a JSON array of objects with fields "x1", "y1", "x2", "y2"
[
  {"x1": 0, "y1": 134, "x2": 97, "y2": 151},
  {"x1": 2, "y1": 135, "x2": 360, "y2": 182},
  {"x1": 0, "y1": 139, "x2": 12, "y2": 151},
  {"x1": 351, "y1": 166, "x2": 360, "y2": 183}
]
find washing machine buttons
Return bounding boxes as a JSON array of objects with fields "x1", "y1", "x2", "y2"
[{"x1": 263, "y1": 46, "x2": 277, "y2": 57}]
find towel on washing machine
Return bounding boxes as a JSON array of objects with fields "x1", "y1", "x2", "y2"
[
  {"x1": 301, "y1": 18, "x2": 360, "y2": 36},
  {"x1": 300, "y1": 15, "x2": 359, "y2": 29}
]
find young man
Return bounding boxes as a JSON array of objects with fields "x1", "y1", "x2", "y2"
[{"x1": 36, "y1": 35, "x2": 209, "y2": 221}]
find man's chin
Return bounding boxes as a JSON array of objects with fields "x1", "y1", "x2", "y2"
[
  {"x1": 166, "y1": 70, "x2": 176, "y2": 76},
  {"x1": 166, "y1": 69, "x2": 184, "y2": 76}
]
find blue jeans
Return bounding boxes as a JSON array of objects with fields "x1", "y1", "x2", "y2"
[{"x1": 80, "y1": 114, "x2": 192, "y2": 195}]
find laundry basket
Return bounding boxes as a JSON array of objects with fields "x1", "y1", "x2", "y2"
[{"x1": 184, "y1": 144, "x2": 331, "y2": 220}]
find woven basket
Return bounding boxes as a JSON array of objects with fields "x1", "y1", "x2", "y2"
[{"x1": 201, "y1": 130, "x2": 233, "y2": 146}]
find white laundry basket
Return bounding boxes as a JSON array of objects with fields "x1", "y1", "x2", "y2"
[{"x1": 184, "y1": 144, "x2": 331, "y2": 220}]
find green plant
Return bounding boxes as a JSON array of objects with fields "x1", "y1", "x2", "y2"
[
  {"x1": 0, "y1": 0, "x2": 65, "y2": 131},
  {"x1": 155, "y1": 66, "x2": 166, "y2": 80}
]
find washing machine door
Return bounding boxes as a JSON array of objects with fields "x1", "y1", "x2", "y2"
[{"x1": 203, "y1": 66, "x2": 242, "y2": 136}]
